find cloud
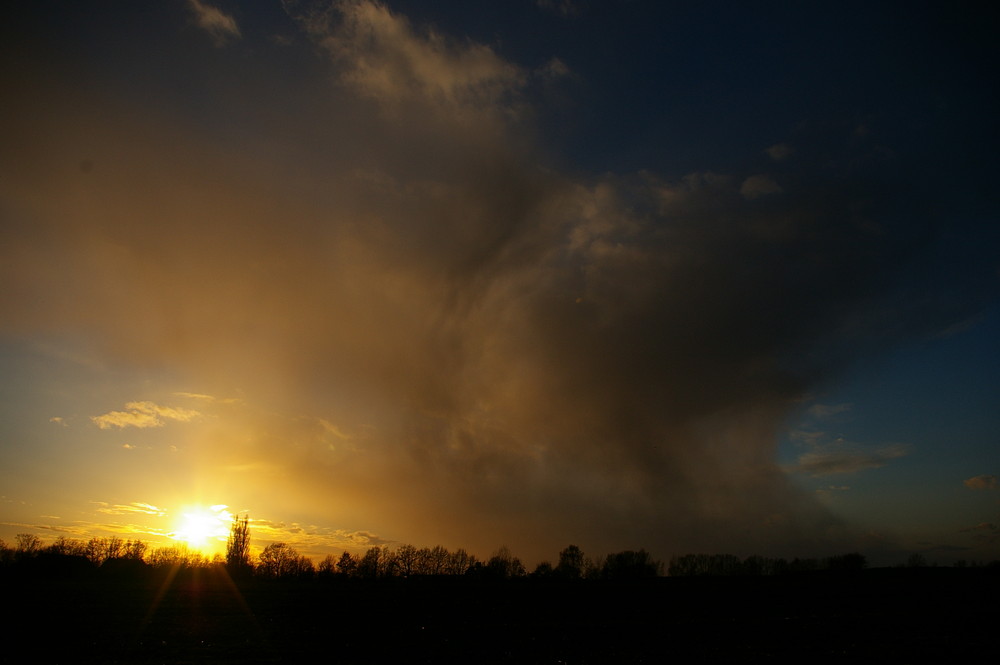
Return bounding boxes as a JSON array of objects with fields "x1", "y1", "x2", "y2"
[
  {"x1": 806, "y1": 403, "x2": 853, "y2": 419},
  {"x1": 91, "y1": 409, "x2": 160, "y2": 430},
  {"x1": 94, "y1": 502, "x2": 167, "y2": 517},
  {"x1": 187, "y1": 0, "x2": 241, "y2": 46},
  {"x1": 789, "y1": 429, "x2": 826, "y2": 446},
  {"x1": 292, "y1": 0, "x2": 524, "y2": 123},
  {"x1": 536, "y1": 0, "x2": 580, "y2": 17},
  {"x1": 964, "y1": 475, "x2": 998, "y2": 490},
  {"x1": 249, "y1": 518, "x2": 390, "y2": 552},
  {"x1": 173, "y1": 391, "x2": 242, "y2": 405},
  {"x1": 740, "y1": 174, "x2": 783, "y2": 200},
  {"x1": 790, "y1": 443, "x2": 909, "y2": 476},
  {"x1": 765, "y1": 143, "x2": 794, "y2": 161},
  {"x1": 174, "y1": 391, "x2": 216, "y2": 401},
  {"x1": 91, "y1": 402, "x2": 201, "y2": 430},
  {"x1": 537, "y1": 57, "x2": 571, "y2": 80},
  {"x1": 959, "y1": 522, "x2": 999, "y2": 545},
  {"x1": 318, "y1": 418, "x2": 352, "y2": 441}
]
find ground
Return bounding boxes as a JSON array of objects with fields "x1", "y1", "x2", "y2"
[{"x1": 3, "y1": 565, "x2": 996, "y2": 663}]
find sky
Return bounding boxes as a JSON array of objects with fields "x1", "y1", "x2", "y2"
[{"x1": 1, "y1": 0, "x2": 997, "y2": 567}]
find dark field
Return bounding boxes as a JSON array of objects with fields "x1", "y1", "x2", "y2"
[{"x1": 4, "y1": 566, "x2": 996, "y2": 664}]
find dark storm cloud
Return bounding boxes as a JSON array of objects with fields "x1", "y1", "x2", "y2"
[{"x1": 1, "y1": 0, "x2": 994, "y2": 561}]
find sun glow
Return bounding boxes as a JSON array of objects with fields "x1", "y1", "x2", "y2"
[{"x1": 172, "y1": 504, "x2": 231, "y2": 552}]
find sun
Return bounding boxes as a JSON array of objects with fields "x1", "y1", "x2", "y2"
[{"x1": 172, "y1": 504, "x2": 231, "y2": 552}]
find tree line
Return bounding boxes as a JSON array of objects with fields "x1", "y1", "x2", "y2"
[
  {"x1": 227, "y1": 517, "x2": 661, "y2": 580},
  {"x1": 1, "y1": 523, "x2": 660, "y2": 581},
  {"x1": 2, "y1": 533, "x2": 156, "y2": 566},
  {"x1": 6, "y1": 522, "x2": 996, "y2": 581},
  {"x1": 667, "y1": 552, "x2": 869, "y2": 576}
]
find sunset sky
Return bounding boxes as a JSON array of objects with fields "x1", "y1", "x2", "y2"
[{"x1": 2, "y1": 0, "x2": 997, "y2": 566}]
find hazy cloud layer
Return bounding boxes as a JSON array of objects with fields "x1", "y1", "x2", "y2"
[{"x1": 1, "y1": 1, "x2": 993, "y2": 561}]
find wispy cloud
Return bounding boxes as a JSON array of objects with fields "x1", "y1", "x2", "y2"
[
  {"x1": 790, "y1": 443, "x2": 909, "y2": 476},
  {"x1": 789, "y1": 429, "x2": 826, "y2": 446},
  {"x1": 292, "y1": 0, "x2": 524, "y2": 122},
  {"x1": 187, "y1": 0, "x2": 241, "y2": 46},
  {"x1": 807, "y1": 403, "x2": 853, "y2": 419},
  {"x1": 964, "y1": 474, "x2": 998, "y2": 490},
  {"x1": 251, "y1": 519, "x2": 393, "y2": 555},
  {"x1": 93, "y1": 501, "x2": 167, "y2": 517},
  {"x1": 536, "y1": 0, "x2": 580, "y2": 17},
  {"x1": 765, "y1": 143, "x2": 794, "y2": 161},
  {"x1": 173, "y1": 391, "x2": 242, "y2": 405},
  {"x1": 959, "y1": 522, "x2": 999, "y2": 544},
  {"x1": 91, "y1": 402, "x2": 201, "y2": 429},
  {"x1": 740, "y1": 174, "x2": 782, "y2": 200}
]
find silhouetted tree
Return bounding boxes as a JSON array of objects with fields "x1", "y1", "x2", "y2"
[
  {"x1": 740, "y1": 555, "x2": 766, "y2": 576},
  {"x1": 15, "y1": 533, "x2": 42, "y2": 559},
  {"x1": 583, "y1": 555, "x2": 603, "y2": 579},
  {"x1": 825, "y1": 552, "x2": 866, "y2": 573},
  {"x1": 414, "y1": 547, "x2": 433, "y2": 575},
  {"x1": 396, "y1": 544, "x2": 418, "y2": 577},
  {"x1": 48, "y1": 536, "x2": 87, "y2": 557},
  {"x1": 337, "y1": 550, "x2": 358, "y2": 577},
  {"x1": 556, "y1": 544, "x2": 585, "y2": 579},
  {"x1": 104, "y1": 536, "x2": 124, "y2": 560},
  {"x1": 532, "y1": 561, "x2": 554, "y2": 578},
  {"x1": 601, "y1": 550, "x2": 661, "y2": 579},
  {"x1": 294, "y1": 554, "x2": 315, "y2": 577},
  {"x1": 427, "y1": 545, "x2": 449, "y2": 575},
  {"x1": 382, "y1": 546, "x2": 400, "y2": 577},
  {"x1": 259, "y1": 542, "x2": 304, "y2": 578},
  {"x1": 226, "y1": 514, "x2": 252, "y2": 571},
  {"x1": 318, "y1": 554, "x2": 338, "y2": 577},
  {"x1": 122, "y1": 539, "x2": 147, "y2": 561},
  {"x1": 486, "y1": 546, "x2": 525, "y2": 579},
  {"x1": 148, "y1": 545, "x2": 202, "y2": 568},
  {"x1": 447, "y1": 548, "x2": 475, "y2": 575},
  {"x1": 84, "y1": 538, "x2": 103, "y2": 564},
  {"x1": 0, "y1": 539, "x2": 13, "y2": 565},
  {"x1": 358, "y1": 546, "x2": 387, "y2": 578}
]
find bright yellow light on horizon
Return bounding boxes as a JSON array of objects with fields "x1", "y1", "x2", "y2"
[{"x1": 171, "y1": 504, "x2": 232, "y2": 553}]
